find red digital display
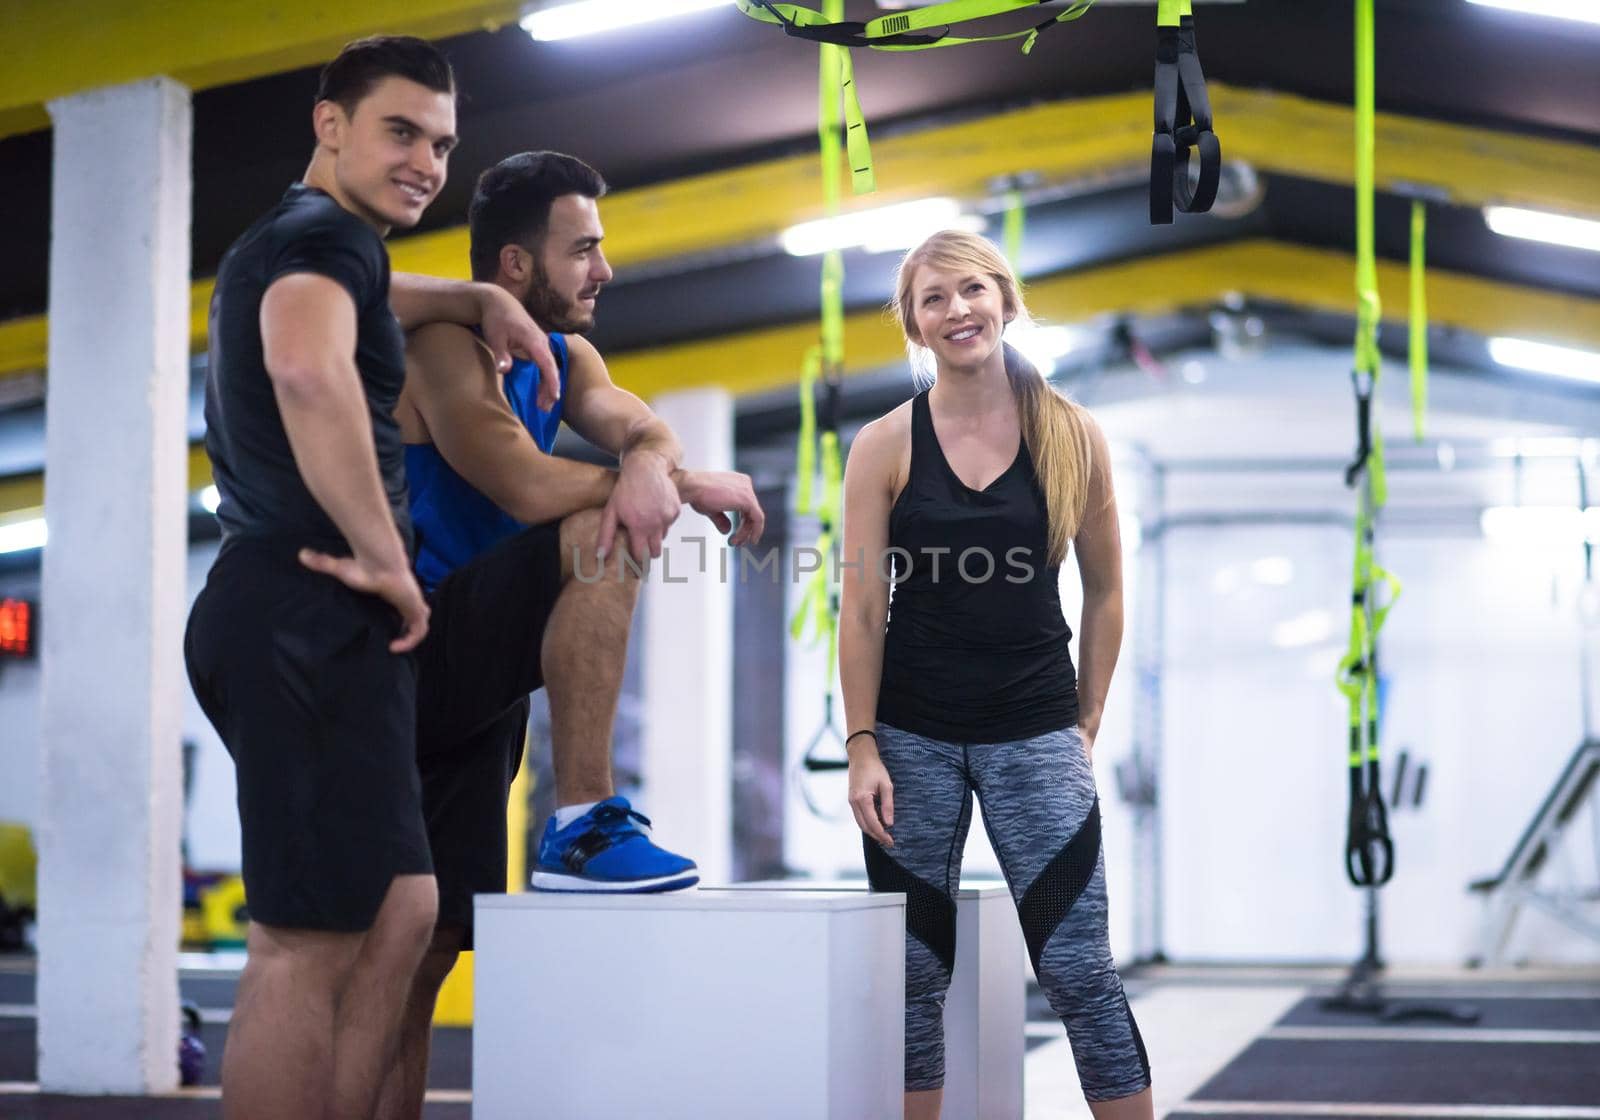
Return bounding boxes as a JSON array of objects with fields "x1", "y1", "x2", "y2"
[{"x1": 0, "y1": 598, "x2": 33, "y2": 657}]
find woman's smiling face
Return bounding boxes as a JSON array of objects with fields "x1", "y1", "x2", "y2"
[{"x1": 909, "y1": 265, "x2": 1010, "y2": 374}]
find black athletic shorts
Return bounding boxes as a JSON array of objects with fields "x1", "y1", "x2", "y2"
[
  {"x1": 184, "y1": 537, "x2": 432, "y2": 932},
  {"x1": 415, "y1": 521, "x2": 564, "y2": 944}
]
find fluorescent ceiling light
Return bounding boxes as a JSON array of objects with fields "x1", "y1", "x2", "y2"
[
  {"x1": 1007, "y1": 324, "x2": 1087, "y2": 379},
  {"x1": 780, "y1": 198, "x2": 981, "y2": 257},
  {"x1": 522, "y1": 0, "x2": 732, "y2": 41},
  {"x1": 1480, "y1": 506, "x2": 1600, "y2": 545},
  {"x1": 0, "y1": 516, "x2": 47, "y2": 555},
  {"x1": 1489, "y1": 337, "x2": 1600, "y2": 386},
  {"x1": 1464, "y1": 0, "x2": 1600, "y2": 25},
  {"x1": 198, "y1": 485, "x2": 222, "y2": 514},
  {"x1": 1483, "y1": 206, "x2": 1600, "y2": 253}
]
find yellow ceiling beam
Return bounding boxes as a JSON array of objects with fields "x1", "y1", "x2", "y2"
[
  {"x1": 605, "y1": 239, "x2": 1600, "y2": 400},
  {"x1": 0, "y1": 0, "x2": 522, "y2": 138},
  {"x1": 5, "y1": 85, "x2": 1600, "y2": 379},
  {"x1": 553, "y1": 85, "x2": 1600, "y2": 268},
  {"x1": 1219, "y1": 86, "x2": 1599, "y2": 219}
]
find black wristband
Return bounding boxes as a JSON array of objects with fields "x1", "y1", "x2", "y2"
[{"x1": 845, "y1": 729, "x2": 877, "y2": 747}]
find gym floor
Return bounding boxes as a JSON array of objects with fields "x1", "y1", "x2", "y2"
[{"x1": 1, "y1": 956, "x2": 1595, "y2": 1118}]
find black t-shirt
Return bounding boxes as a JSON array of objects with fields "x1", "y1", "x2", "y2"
[{"x1": 204, "y1": 183, "x2": 412, "y2": 552}]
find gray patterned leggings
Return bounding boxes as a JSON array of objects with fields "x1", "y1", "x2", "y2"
[{"x1": 865, "y1": 722, "x2": 1151, "y2": 1101}]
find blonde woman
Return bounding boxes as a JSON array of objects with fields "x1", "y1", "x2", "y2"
[{"x1": 839, "y1": 230, "x2": 1152, "y2": 1120}]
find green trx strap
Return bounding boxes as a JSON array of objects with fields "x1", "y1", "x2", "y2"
[
  {"x1": 791, "y1": 350, "x2": 847, "y2": 792},
  {"x1": 1337, "y1": 0, "x2": 1396, "y2": 890},
  {"x1": 794, "y1": 0, "x2": 851, "y2": 790},
  {"x1": 737, "y1": 0, "x2": 1097, "y2": 193},
  {"x1": 1150, "y1": 0, "x2": 1220, "y2": 224},
  {"x1": 1410, "y1": 199, "x2": 1429, "y2": 443},
  {"x1": 1003, "y1": 188, "x2": 1026, "y2": 273}
]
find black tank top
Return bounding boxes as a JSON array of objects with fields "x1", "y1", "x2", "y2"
[{"x1": 876, "y1": 390, "x2": 1078, "y2": 743}]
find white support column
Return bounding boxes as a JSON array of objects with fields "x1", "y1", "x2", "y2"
[
  {"x1": 642, "y1": 388, "x2": 735, "y2": 884},
  {"x1": 38, "y1": 77, "x2": 191, "y2": 1094}
]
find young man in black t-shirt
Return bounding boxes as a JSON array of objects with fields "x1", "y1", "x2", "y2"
[{"x1": 185, "y1": 37, "x2": 554, "y2": 1118}]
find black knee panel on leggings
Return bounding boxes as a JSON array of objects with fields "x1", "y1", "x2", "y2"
[
  {"x1": 1016, "y1": 797, "x2": 1102, "y2": 971},
  {"x1": 865, "y1": 836, "x2": 957, "y2": 974}
]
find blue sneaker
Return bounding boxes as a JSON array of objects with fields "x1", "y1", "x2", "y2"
[{"x1": 532, "y1": 796, "x2": 699, "y2": 892}]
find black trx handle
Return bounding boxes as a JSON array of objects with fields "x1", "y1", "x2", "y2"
[
  {"x1": 1345, "y1": 371, "x2": 1374, "y2": 488},
  {"x1": 820, "y1": 371, "x2": 842, "y2": 435},
  {"x1": 802, "y1": 694, "x2": 850, "y2": 773},
  {"x1": 1150, "y1": 9, "x2": 1221, "y2": 224},
  {"x1": 1345, "y1": 754, "x2": 1395, "y2": 886}
]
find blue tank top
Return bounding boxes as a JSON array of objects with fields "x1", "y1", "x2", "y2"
[{"x1": 406, "y1": 332, "x2": 570, "y2": 590}]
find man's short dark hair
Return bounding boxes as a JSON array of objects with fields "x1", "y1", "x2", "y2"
[
  {"x1": 468, "y1": 152, "x2": 608, "y2": 281},
  {"x1": 315, "y1": 35, "x2": 456, "y2": 117}
]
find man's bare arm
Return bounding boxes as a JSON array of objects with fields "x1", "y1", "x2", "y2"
[
  {"x1": 261, "y1": 272, "x2": 428, "y2": 650},
  {"x1": 561, "y1": 335, "x2": 767, "y2": 557},
  {"x1": 389, "y1": 273, "x2": 558, "y2": 407},
  {"x1": 403, "y1": 321, "x2": 616, "y2": 525},
  {"x1": 561, "y1": 335, "x2": 682, "y2": 469}
]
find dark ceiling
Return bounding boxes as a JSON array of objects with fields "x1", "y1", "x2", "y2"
[{"x1": 1, "y1": 0, "x2": 1597, "y2": 330}]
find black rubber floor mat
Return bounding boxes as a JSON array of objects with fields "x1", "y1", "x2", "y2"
[
  {"x1": 0, "y1": 971, "x2": 240, "y2": 1012},
  {"x1": 0, "y1": 1018, "x2": 473, "y2": 1094},
  {"x1": 1192, "y1": 1038, "x2": 1600, "y2": 1106},
  {"x1": 175, "y1": 977, "x2": 240, "y2": 1010},
  {"x1": 0, "y1": 1018, "x2": 33, "y2": 1083},
  {"x1": 0, "y1": 1096, "x2": 469, "y2": 1118},
  {"x1": 1279, "y1": 994, "x2": 1600, "y2": 1031},
  {"x1": 1168, "y1": 1113, "x2": 1526, "y2": 1120},
  {"x1": 0, "y1": 973, "x2": 30, "y2": 1006}
]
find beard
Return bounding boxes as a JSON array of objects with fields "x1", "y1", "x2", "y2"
[{"x1": 524, "y1": 263, "x2": 595, "y2": 335}]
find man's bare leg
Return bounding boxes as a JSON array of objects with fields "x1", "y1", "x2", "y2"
[
  {"x1": 328, "y1": 874, "x2": 438, "y2": 1120},
  {"x1": 373, "y1": 926, "x2": 466, "y2": 1120},
  {"x1": 546, "y1": 507, "x2": 640, "y2": 806},
  {"x1": 222, "y1": 875, "x2": 434, "y2": 1120},
  {"x1": 221, "y1": 922, "x2": 360, "y2": 1120}
]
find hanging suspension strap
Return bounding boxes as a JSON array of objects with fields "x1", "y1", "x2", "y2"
[
  {"x1": 793, "y1": 265, "x2": 846, "y2": 775},
  {"x1": 791, "y1": 4, "x2": 851, "y2": 794},
  {"x1": 738, "y1": 0, "x2": 1093, "y2": 51},
  {"x1": 737, "y1": 0, "x2": 1096, "y2": 194},
  {"x1": 1149, "y1": 0, "x2": 1220, "y2": 224},
  {"x1": 1410, "y1": 199, "x2": 1429, "y2": 443},
  {"x1": 1336, "y1": 475, "x2": 1402, "y2": 888},
  {"x1": 791, "y1": 345, "x2": 847, "y2": 786},
  {"x1": 1003, "y1": 187, "x2": 1026, "y2": 272},
  {"x1": 1337, "y1": 0, "x2": 1397, "y2": 889}
]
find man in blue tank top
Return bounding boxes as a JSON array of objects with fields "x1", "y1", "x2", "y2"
[{"x1": 383, "y1": 151, "x2": 765, "y2": 1109}]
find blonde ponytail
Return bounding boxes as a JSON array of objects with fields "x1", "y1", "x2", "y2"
[{"x1": 1003, "y1": 343, "x2": 1092, "y2": 567}]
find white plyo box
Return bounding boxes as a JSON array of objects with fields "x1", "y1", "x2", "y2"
[
  {"x1": 473, "y1": 890, "x2": 905, "y2": 1119},
  {"x1": 715, "y1": 881, "x2": 1025, "y2": 1120}
]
